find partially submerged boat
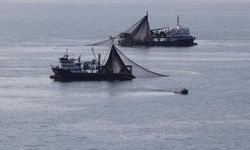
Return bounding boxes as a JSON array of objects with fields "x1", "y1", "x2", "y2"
[
  {"x1": 50, "y1": 45, "x2": 135, "y2": 81},
  {"x1": 118, "y1": 13, "x2": 197, "y2": 47}
]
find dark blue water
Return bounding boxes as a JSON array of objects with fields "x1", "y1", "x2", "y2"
[{"x1": 0, "y1": 1, "x2": 250, "y2": 150}]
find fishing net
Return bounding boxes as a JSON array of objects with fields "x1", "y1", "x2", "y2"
[
  {"x1": 123, "y1": 15, "x2": 152, "y2": 42},
  {"x1": 103, "y1": 45, "x2": 128, "y2": 74},
  {"x1": 102, "y1": 45, "x2": 166, "y2": 78},
  {"x1": 124, "y1": 15, "x2": 146, "y2": 33},
  {"x1": 85, "y1": 36, "x2": 119, "y2": 46},
  {"x1": 86, "y1": 14, "x2": 151, "y2": 46}
]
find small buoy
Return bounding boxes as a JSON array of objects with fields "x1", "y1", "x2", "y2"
[{"x1": 174, "y1": 88, "x2": 189, "y2": 95}]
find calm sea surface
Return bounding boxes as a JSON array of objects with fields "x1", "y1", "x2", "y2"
[{"x1": 0, "y1": 1, "x2": 250, "y2": 150}]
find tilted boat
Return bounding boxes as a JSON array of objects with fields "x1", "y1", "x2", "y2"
[
  {"x1": 118, "y1": 13, "x2": 197, "y2": 47},
  {"x1": 50, "y1": 45, "x2": 135, "y2": 81}
]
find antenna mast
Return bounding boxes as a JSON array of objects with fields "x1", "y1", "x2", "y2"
[
  {"x1": 66, "y1": 48, "x2": 69, "y2": 57},
  {"x1": 177, "y1": 15, "x2": 180, "y2": 28}
]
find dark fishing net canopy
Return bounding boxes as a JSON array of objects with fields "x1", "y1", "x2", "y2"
[
  {"x1": 103, "y1": 45, "x2": 129, "y2": 74},
  {"x1": 102, "y1": 45, "x2": 166, "y2": 78},
  {"x1": 86, "y1": 13, "x2": 151, "y2": 46},
  {"x1": 122, "y1": 14, "x2": 152, "y2": 42}
]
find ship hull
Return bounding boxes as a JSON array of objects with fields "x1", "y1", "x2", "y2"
[
  {"x1": 50, "y1": 68, "x2": 135, "y2": 81},
  {"x1": 156, "y1": 37, "x2": 197, "y2": 46},
  {"x1": 119, "y1": 37, "x2": 197, "y2": 47}
]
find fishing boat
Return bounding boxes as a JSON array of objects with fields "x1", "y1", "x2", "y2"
[
  {"x1": 118, "y1": 13, "x2": 197, "y2": 47},
  {"x1": 50, "y1": 45, "x2": 135, "y2": 81}
]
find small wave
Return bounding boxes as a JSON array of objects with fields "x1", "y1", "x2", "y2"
[{"x1": 115, "y1": 90, "x2": 175, "y2": 97}]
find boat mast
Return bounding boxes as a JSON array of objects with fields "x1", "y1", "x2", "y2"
[
  {"x1": 109, "y1": 36, "x2": 115, "y2": 45},
  {"x1": 98, "y1": 53, "x2": 101, "y2": 73},
  {"x1": 91, "y1": 47, "x2": 97, "y2": 62},
  {"x1": 66, "y1": 48, "x2": 69, "y2": 57}
]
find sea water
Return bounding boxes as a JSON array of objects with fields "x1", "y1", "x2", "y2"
[{"x1": 0, "y1": 1, "x2": 250, "y2": 150}]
